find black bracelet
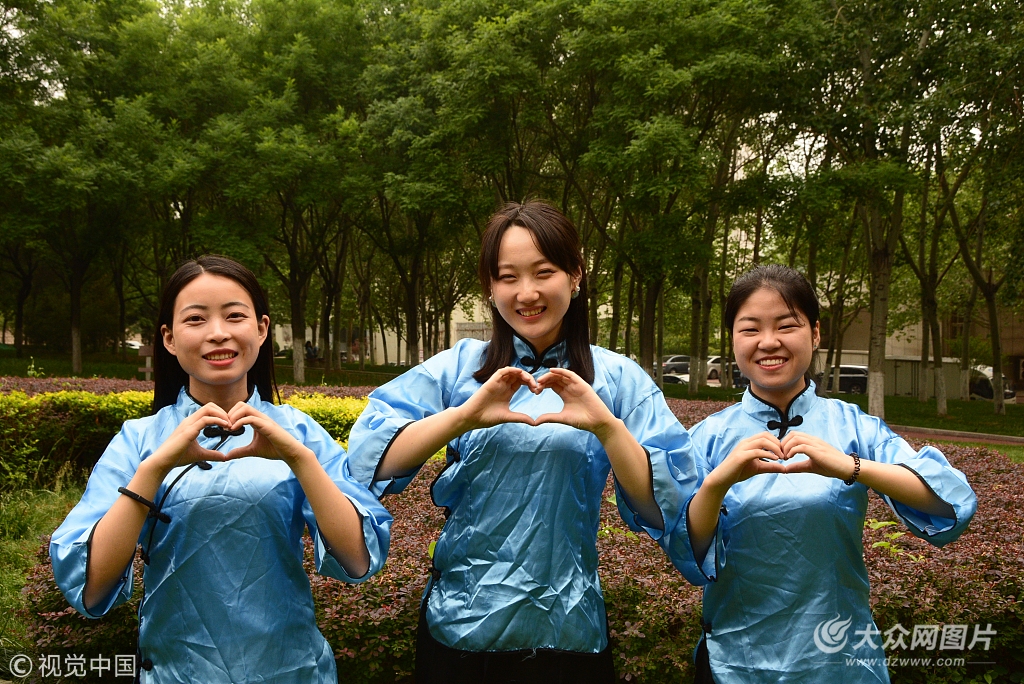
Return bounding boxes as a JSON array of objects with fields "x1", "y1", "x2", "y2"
[
  {"x1": 843, "y1": 453, "x2": 861, "y2": 486},
  {"x1": 117, "y1": 487, "x2": 171, "y2": 523}
]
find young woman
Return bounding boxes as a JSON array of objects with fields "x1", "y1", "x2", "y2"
[
  {"x1": 674, "y1": 264, "x2": 977, "y2": 683},
  {"x1": 346, "y1": 201, "x2": 699, "y2": 683},
  {"x1": 50, "y1": 256, "x2": 392, "y2": 684}
]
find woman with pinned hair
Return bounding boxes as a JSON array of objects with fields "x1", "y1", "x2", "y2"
[
  {"x1": 347, "y1": 201, "x2": 701, "y2": 683},
  {"x1": 50, "y1": 255, "x2": 392, "y2": 684},
  {"x1": 673, "y1": 264, "x2": 977, "y2": 683}
]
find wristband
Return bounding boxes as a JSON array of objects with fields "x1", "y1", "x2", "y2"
[
  {"x1": 117, "y1": 487, "x2": 172, "y2": 523},
  {"x1": 842, "y1": 453, "x2": 861, "y2": 486}
]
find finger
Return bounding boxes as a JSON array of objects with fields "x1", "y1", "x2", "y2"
[
  {"x1": 533, "y1": 412, "x2": 569, "y2": 426},
  {"x1": 753, "y1": 459, "x2": 789, "y2": 475},
  {"x1": 503, "y1": 411, "x2": 537, "y2": 426},
  {"x1": 195, "y1": 403, "x2": 231, "y2": 421},
  {"x1": 752, "y1": 437, "x2": 784, "y2": 460},
  {"x1": 194, "y1": 447, "x2": 229, "y2": 462},
  {"x1": 781, "y1": 458, "x2": 816, "y2": 474}
]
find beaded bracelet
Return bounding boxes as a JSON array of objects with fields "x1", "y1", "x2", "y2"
[{"x1": 843, "y1": 453, "x2": 861, "y2": 486}]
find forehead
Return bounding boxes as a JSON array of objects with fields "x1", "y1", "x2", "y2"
[
  {"x1": 735, "y1": 287, "x2": 805, "y2": 321},
  {"x1": 174, "y1": 273, "x2": 254, "y2": 311},
  {"x1": 497, "y1": 225, "x2": 548, "y2": 267}
]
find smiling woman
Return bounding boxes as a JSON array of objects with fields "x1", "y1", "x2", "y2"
[
  {"x1": 346, "y1": 201, "x2": 701, "y2": 684},
  {"x1": 672, "y1": 264, "x2": 977, "y2": 684},
  {"x1": 49, "y1": 255, "x2": 392, "y2": 684}
]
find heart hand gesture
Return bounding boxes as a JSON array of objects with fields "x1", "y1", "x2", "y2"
[
  {"x1": 780, "y1": 432, "x2": 855, "y2": 481},
  {"x1": 456, "y1": 366, "x2": 540, "y2": 431},
  {"x1": 222, "y1": 402, "x2": 312, "y2": 467},
  {"x1": 705, "y1": 432, "x2": 789, "y2": 492},
  {"x1": 148, "y1": 403, "x2": 233, "y2": 477},
  {"x1": 533, "y1": 368, "x2": 617, "y2": 438}
]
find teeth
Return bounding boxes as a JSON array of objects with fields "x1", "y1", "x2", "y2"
[
  {"x1": 205, "y1": 353, "x2": 236, "y2": 361},
  {"x1": 758, "y1": 358, "x2": 786, "y2": 367},
  {"x1": 518, "y1": 307, "x2": 544, "y2": 317}
]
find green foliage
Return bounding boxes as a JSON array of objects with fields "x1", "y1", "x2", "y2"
[{"x1": 0, "y1": 390, "x2": 370, "y2": 491}]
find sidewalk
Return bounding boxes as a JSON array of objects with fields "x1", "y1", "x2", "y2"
[{"x1": 889, "y1": 424, "x2": 1024, "y2": 446}]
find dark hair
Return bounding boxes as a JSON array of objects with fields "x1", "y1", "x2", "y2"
[
  {"x1": 473, "y1": 201, "x2": 594, "y2": 384},
  {"x1": 724, "y1": 264, "x2": 820, "y2": 379},
  {"x1": 153, "y1": 255, "x2": 279, "y2": 412}
]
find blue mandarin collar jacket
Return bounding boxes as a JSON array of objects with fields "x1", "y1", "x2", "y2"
[
  {"x1": 347, "y1": 337, "x2": 700, "y2": 653},
  {"x1": 672, "y1": 381, "x2": 977, "y2": 683},
  {"x1": 50, "y1": 387, "x2": 392, "y2": 684}
]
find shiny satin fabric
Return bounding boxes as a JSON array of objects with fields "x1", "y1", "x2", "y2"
[
  {"x1": 675, "y1": 381, "x2": 977, "y2": 684},
  {"x1": 50, "y1": 388, "x2": 393, "y2": 684},
  {"x1": 347, "y1": 337, "x2": 700, "y2": 653}
]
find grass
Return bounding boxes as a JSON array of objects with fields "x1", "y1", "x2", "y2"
[
  {"x1": 0, "y1": 346, "x2": 143, "y2": 380},
  {"x1": 0, "y1": 485, "x2": 83, "y2": 656}
]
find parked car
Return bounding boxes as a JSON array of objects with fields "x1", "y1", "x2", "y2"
[
  {"x1": 662, "y1": 354, "x2": 690, "y2": 375},
  {"x1": 816, "y1": 365, "x2": 869, "y2": 394},
  {"x1": 969, "y1": 366, "x2": 1016, "y2": 400},
  {"x1": 706, "y1": 356, "x2": 722, "y2": 380},
  {"x1": 662, "y1": 373, "x2": 688, "y2": 384}
]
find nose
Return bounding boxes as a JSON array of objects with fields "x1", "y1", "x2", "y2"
[
  {"x1": 206, "y1": 317, "x2": 231, "y2": 342},
  {"x1": 757, "y1": 328, "x2": 781, "y2": 350},
  {"x1": 516, "y1": 278, "x2": 541, "y2": 304}
]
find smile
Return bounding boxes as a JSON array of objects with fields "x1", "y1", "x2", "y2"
[
  {"x1": 757, "y1": 357, "x2": 788, "y2": 368},
  {"x1": 517, "y1": 307, "x2": 546, "y2": 318},
  {"x1": 203, "y1": 352, "x2": 238, "y2": 361}
]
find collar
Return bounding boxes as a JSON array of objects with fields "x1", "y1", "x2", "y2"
[
  {"x1": 511, "y1": 333, "x2": 568, "y2": 373},
  {"x1": 176, "y1": 385, "x2": 262, "y2": 414},
  {"x1": 740, "y1": 379, "x2": 818, "y2": 437}
]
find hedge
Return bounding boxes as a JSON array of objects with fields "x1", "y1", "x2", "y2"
[
  {"x1": 7, "y1": 389, "x2": 1024, "y2": 682},
  {"x1": 0, "y1": 390, "x2": 366, "y2": 492}
]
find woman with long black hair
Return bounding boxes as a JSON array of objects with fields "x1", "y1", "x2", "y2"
[
  {"x1": 51, "y1": 255, "x2": 392, "y2": 683},
  {"x1": 347, "y1": 201, "x2": 700, "y2": 683}
]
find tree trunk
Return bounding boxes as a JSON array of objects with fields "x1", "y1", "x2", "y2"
[
  {"x1": 70, "y1": 271, "x2": 83, "y2": 375},
  {"x1": 608, "y1": 259, "x2": 624, "y2": 353},
  {"x1": 699, "y1": 268, "x2": 712, "y2": 388},
  {"x1": 719, "y1": 220, "x2": 732, "y2": 389},
  {"x1": 866, "y1": 231, "x2": 892, "y2": 418},
  {"x1": 656, "y1": 285, "x2": 664, "y2": 388},
  {"x1": 639, "y1": 282, "x2": 657, "y2": 376},
  {"x1": 918, "y1": 317, "x2": 930, "y2": 402},
  {"x1": 984, "y1": 288, "x2": 1005, "y2": 415},
  {"x1": 333, "y1": 291, "x2": 343, "y2": 369},
  {"x1": 959, "y1": 286, "x2": 976, "y2": 400},
  {"x1": 405, "y1": 272, "x2": 419, "y2": 365},
  {"x1": 624, "y1": 277, "x2": 635, "y2": 360},
  {"x1": 688, "y1": 273, "x2": 701, "y2": 395},
  {"x1": 290, "y1": 287, "x2": 306, "y2": 385},
  {"x1": 377, "y1": 312, "x2": 389, "y2": 366},
  {"x1": 15, "y1": 276, "x2": 30, "y2": 357},
  {"x1": 930, "y1": 315, "x2": 947, "y2": 416}
]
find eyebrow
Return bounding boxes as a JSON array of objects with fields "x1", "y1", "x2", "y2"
[
  {"x1": 736, "y1": 312, "x2": 802, "y2": 323},
  {"x1": 497, "y1": 258, "x2": 553, "y2": 270},
  {"x1": 179, "y1": 301, "x2": 251, "y2": 313}
]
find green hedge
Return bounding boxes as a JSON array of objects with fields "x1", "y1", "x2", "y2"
[{"x1": 0, "y1": 391, "x2": 366, "y2": 492}]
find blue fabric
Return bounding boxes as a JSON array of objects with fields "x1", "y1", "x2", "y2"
[
  {"x1": 50, "y1": 388, "x2": 392, "y2": 684},
  {"x1": 677, "y1": 381, "x2": 976, "y2": 684},
  {"x1": 347, "y1": 337, "x2": 699, "y2": 653}
]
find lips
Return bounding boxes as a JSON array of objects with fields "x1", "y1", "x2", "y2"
[
  {"x1": 517, "y1": 306, "x2": 546, "y2": 318},
  {"x1": 756, "y1": 357, "x2": 788, "y2": 368},
  {"x1": 203, "y1": 350, "x2": 238, "y2": 361}
]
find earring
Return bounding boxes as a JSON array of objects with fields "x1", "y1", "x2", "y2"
[
  {"x1": 570, "y1": 284, "x2": 580, "y2": 300},
  {"x1": 488, "y1": 296, "x2": 496, "y2": 308}
]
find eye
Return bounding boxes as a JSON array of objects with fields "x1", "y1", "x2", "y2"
[
  {"x1": 185, "y1": 315, "x2": 204, "y2": 323},
  {"x1": 227, "y1": 311, "x2": 247, "y2": 320},
  {"x1": 537, "y1": 269, "x2": 555, "y2": 276},
  {"x1": 498, "y1": 274, "x2": 516, "y2": 281}
]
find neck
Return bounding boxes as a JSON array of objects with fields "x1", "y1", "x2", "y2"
[
  {"x1": 188, "y1": 377, "x2": 251, "y2": 410},
  {"x1": 750, "y1": 377, "x2": 809, "y2": 413}
]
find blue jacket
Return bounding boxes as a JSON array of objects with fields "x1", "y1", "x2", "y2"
[
  {"x1": 673, "y1": 382, "x2": 977, "y2": 683},
  {"x1": 347, "y1": 336, "x2": 700, "y2": 653},
  {"x1": 50, "y1": 388, "x2": 392, "y2": 684}
]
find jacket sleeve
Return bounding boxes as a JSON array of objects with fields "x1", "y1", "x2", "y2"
[
  {"x1": 49, "y1": 423, "x2": 144, "y2": 618},
  {"x1": 859, "y1": 414, "x2": 977, "y2": 547},
  {"x1": 294, "y1": 412, "x2": 392, "y2": 583},
  {"x1": 346, "y1": 365, "x2": 447, "y2": 497}
]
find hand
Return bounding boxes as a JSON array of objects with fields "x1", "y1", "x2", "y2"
[
  {"x1": 222, "y1": 403, "x2": 311, "y2": 467},
  {"x1": 780, "y1": 432, "x2": 855, "y2": 481},
  {"x1": 456, "y1": 366, "x2": 539, "y2": 431},
  {"x1": 704, "y1": 432, "x2": 789, "y2": 492},
  {"x1": 146, "y1": 403, "x2": 232, "y2": 477},
  {"x1": 533, "y1": 367, "x2": 618, "y2": 437}
]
